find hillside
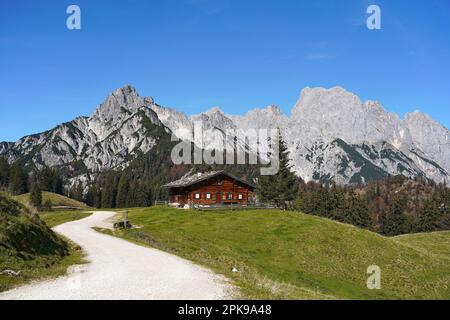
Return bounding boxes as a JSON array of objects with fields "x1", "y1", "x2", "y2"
[
  {"x1": 395, "y1": 231, "x2": 450, "y2": 260},
  {"x1": 13, "y1": 192, "x2": 87, "y2": 211},
  {"x1": 0, "y1": 194, "x2": 84, "y2": 292},
  {"x1": 107, "y1": 206, "x2": 450, "y2": 299}
]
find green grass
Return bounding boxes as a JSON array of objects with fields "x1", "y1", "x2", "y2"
[
  {"x1": 39, "y1": 210, "x2": 92, "y2": 228},
  {"x1": 106, "y1": 206, "x2": 450, "y2": 300},
  {"x1": 395, "y1": 231, "x2": 450, "y2": 261},
  {"x1": 13, "y1": 192, "x2": 88, "y2": 211},
  {"x1": 0, "y1": 194, "x2": 87, "y2": 293},
  {"x1": 0, "y1": 240, "x2": 85, "y2": 292}
]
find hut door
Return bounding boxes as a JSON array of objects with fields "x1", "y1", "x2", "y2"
[{"x1": 216, "y1": 192, "x2": 222, "y2": 204}]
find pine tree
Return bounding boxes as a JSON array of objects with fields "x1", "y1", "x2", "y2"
[
  {"x1": 116, "y1": 172, "x2": 131, "y2": 208},
  {"x1": 417, "y1": 187, "x2": 448, "y2": 232},
  {"x1": 380, "y1": 196, "x2": 408, "y2": 236},
  {"x1": 101, "y1": 172, "x2": 117, "y2": 208},
  {"x1": 42, "y1": 199, "x2": 53, "y2": 211},
  {"x1": 343, "y1": 192, "x2": 372, "y2": 228},
  {"x1": 9, "y1": 162, "x2": 28, "y2": 195},
  {"x1": 49, "y1": 168, "x2": 64, "y2": 195},
  {"x1": 30, "y1": 183, "x2": 42, "y2": 210},
  {"x1": 35, "y1": 167, "x2": 64, "y2": 194},
  {"x1": 134, "y1": 180, "x2": 151, "y2": 207},
  {"x1": 85, "y1": 184, "x2": 102, "y2": 208},
  {"x1": 257, "y1": 132, "x2": 297, "y2": 209},
  {"x1": 293, "y1": 195, "x2": 303, "y2": 211},
  {"x1": 0, "y1": 156, "x2": 10, "y2": 189},
  {"x1": 70, "y1": 182, "x2": 84, "y2": 202}
]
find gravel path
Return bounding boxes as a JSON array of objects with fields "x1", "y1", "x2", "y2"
[{"x1": 0, "y1": 212, "x2": 233, "y2": 300}]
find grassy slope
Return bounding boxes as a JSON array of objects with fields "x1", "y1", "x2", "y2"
[
  {"x1": 39, "y1": 211, "x2": 92, "y2": 228},
  {"x1": 0, "y1": 241, "x2": 85, "y2": 292},
  {"x1": 107, "y1": 206, "x2": 450, "y2": 300},
  {"x1": 0, "y1": 195, "x2": 86, "y2": 292},
  {"x1": 13, "y1": 192, "x2": 87, "y2": 211},
  {"x1": 395, "y1": 231, "x2": 450, "y2": 261}
]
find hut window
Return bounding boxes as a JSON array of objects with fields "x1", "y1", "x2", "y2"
[
  {"x1": 206, "y1": 192, "x2": 212, "y2": 199},
  {"x1": 238, "y1": 193, "x2": 243, "y2": 200},
  {"x1": 227, "y1": 192, "x2": 233, "y2": 200},
  {"x1": 217, "y1": 176, "x2": 222, "y2": 185},
  {"x1": 195, "y1": 193, "x2": 201, "y2": 199}
]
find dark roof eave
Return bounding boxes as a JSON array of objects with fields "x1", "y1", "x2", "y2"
[{"x1": 161, "y1": 170, "x2": 256, "y2": 189}]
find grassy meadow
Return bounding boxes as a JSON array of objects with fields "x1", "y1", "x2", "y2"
[
  {"x1": 101, "y1": 206, "x2": 450, "y2": 300},
  {"x1": 39, "y1": 210, "x2": 92, "y2": 228},
  {"x1": 12, "y1": 191, "x2": 88, "y2": 212}
]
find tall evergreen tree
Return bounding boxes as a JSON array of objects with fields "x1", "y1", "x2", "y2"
[
  {"x1": 116, "y1": 172, "x2": 131, "y2": 208},
  {"x1": 9, "y1": 162, "x2": 28, "y2": 195},
  {"x1": 36, "y1": 167, "x2": 64, "y2": 194},
  {"x1": 380, "y1": 196, "x2": 409, "y2": 236},
  {"x1": 0, "y1": 156, "x2": 10, "y2": 189},
  {"x1": 257, "y1": 132, "x2": 297, "y2": 209},
  {"x1": 30, "y1": 183, "x2": 42, "y2": 209},
  {"x1": 68, "y1": 182, "x2": 84, "y2": 202},
  {"x1": 417, "y1": 187, "x2": 448, "y2": 232},
  {"x1": 133, "y1": 180, "x2": 151, "y2": 207},
  {"x1": 101, "y1": 171, "x2": 117, "y2": 208},
  {"x1": 343, "y1": 192, "x2": 372, "y2": 228},
  {"x1": 85, "y1": 184, "x2": 102, "y2": 208}
]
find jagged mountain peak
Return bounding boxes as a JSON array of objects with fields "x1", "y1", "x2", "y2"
[
  {"x1": 113, "y1": 84, "x2": 139, "y2": 96},
  {"x1": 93, "y1": 85, "x2": 146, "y2": 117},
  {"x1": 245, "y1": 104, "x2": 284, "y2": 116},
  {"x1": 1, "y1": 84, "x2": 448, "y2": 187},
  {"x1": 292, "y1": 86, "x2": 362, "y2": 120},
  {"x1": 203, "y1": 106, "x2": 226, "y2": 116},
  {"x1": 190, "y1": 107, "x2": 235, "y2": 129},
  {"x1": 229, "y1": 104, "x2": 289, "y2": 131},
  {"x1": 404, "y1": 109, "x2": 444, "y2": 126}
]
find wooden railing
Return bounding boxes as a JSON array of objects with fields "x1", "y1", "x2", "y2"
[{"x1": 194, "y1": 203, "x2": 276, "y2": 211}]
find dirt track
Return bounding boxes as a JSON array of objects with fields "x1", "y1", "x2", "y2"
[{"x1": 0, "y1": 212, "x2": 232, "y2": 300}]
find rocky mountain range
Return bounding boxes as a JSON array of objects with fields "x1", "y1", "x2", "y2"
[{"x1": 0, "y1": 85, "x2": 448, "y2": 186}]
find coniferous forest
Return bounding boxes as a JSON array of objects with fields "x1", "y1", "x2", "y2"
[{"x1": 1, "y1": 150, "x2": 449, "y2": 237}]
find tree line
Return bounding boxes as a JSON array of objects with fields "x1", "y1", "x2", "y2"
[
  {"x1": 0, "y1": 157, "x2": 65, "y2": 210},
  {"x1": 2, "y1": 136, "x2": 449, "y2": 236},
  {"x1": 256, "y1": 136, "x2": 450, "y2": 236},
  {"x1": 75, "y1": 170, "x2": 153, "y2": 209}
]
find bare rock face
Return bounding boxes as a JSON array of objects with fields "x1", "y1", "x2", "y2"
[
  {"x1": 0, "y1": 85, "x2": 169, "y2": 186},
  {"x1": 1, "y1": 85, "x2": 448, "y2": 186},
  {"x1": 403, "y1": 111, "x2": 450, "y2": 174},
  {"x1": 198, "y1": 86, "x2": 447, "y2": 184},
  {"x1": 149, "y1": 104, "x2": 193, "y2": 140},
  {"x1": 230, "y1": 105, "x2": 289, "y2": 131},
  {"x1": 284, "y1": 87, "x2": 448, "y2": 183}
]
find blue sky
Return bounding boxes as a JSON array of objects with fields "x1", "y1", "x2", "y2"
[{"x1": 1, "y1": 0, "x2": 449, "y2": 141}]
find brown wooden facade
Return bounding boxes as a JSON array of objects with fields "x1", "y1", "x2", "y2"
[{"x1": 164, "y1": 172, "x2": 255, "y2": 207}]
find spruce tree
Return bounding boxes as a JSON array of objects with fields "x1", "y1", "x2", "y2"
[
  {"x1": 70, "y1": 182, "x2": 84, "y2": 202},
  {"x1": 36, "y1": 167, "x2": 64, "y2": 194},
  {"x1": 343, "y1": 192, "x2": 372, "y2": 228},
  {"x1": 417, "y1": 188, "x2": 448, "y2": 232},
  {"x1": 134, "y1": 180, "x2": 151, "y2": 207},
  {"x1": 101, "y1": 172, "x2": 117, "y2": 208},
  {"x1": 42, "y1": 199, "x2": 53, "y2": 211},
  {"x1": 86, "y1": 184, "x2": 102, "y2": 208},
  {"x1": 257, "y1": 132, "x2": 297, "y2": 209},
  {"x1": 380, "y1": 196, "x2": 408, "y2": 236},
  {"x1": 9, "y1": 162, "x2": 28, "y2": 195},
  {"x1": 0, "y1": 156, "x2": 10, "y2": 189},
  {"x1": 116, "y1": 172, "x2": 131, "y2": 208},
  {"x1": 30, "y1": 183, "x2": 42, "y2": 210}
]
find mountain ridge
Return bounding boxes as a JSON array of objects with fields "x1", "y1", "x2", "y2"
[{"x1": 1, "y1": 85, "x2": 448, "y2": 186}]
